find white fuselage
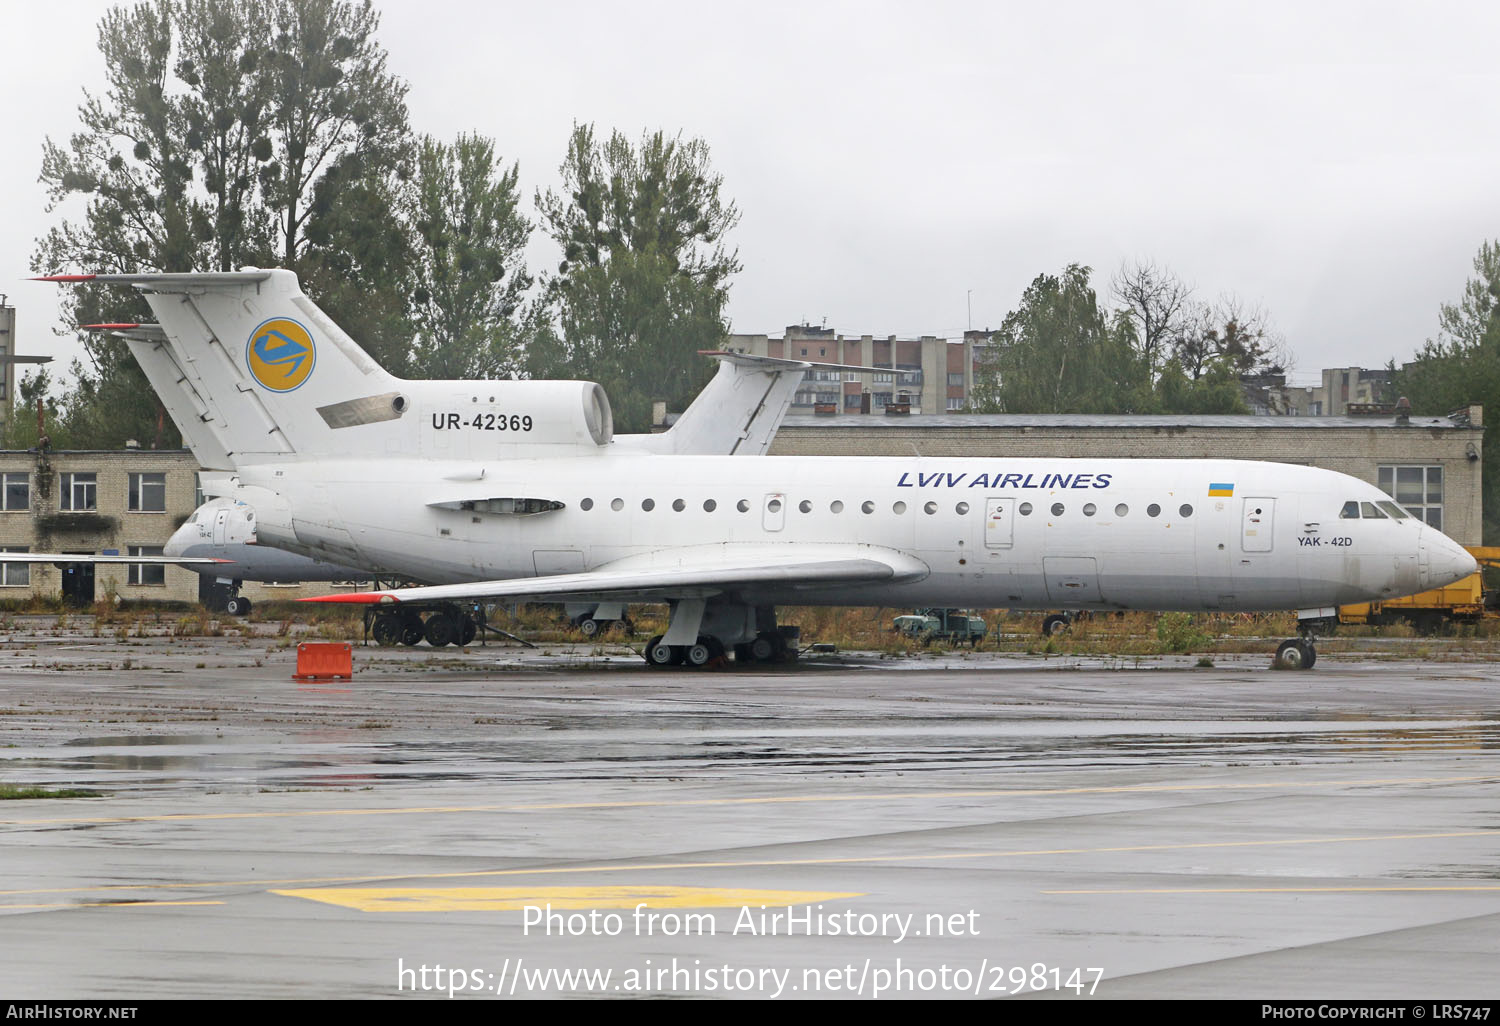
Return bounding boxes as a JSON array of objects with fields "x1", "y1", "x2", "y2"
[{"x1": 228, "y1": 454, "x2": 1473, "y2": 613}]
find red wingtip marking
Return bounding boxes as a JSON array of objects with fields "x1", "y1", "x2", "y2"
[
  {"x1": 81, "y1": 323, "x2": 141, "y2": 331},
  {"x1": 297, "y1": 593, "x2": 397, "y2": 605},
  {"x1": 32, "y1": 274, "x2": 97, "y2": 282}
]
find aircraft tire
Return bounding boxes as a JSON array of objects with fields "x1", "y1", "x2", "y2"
[
  {"x1": 372, "y1": 614, "x2": 402, "y2": 647},
  {"x1": 644, "y1": 636, "x2": 676, "y2": 667},
  {"x1": 400, "y1": 615, "x2": 424, "y2": 647},
  {"x1": 684, "y1": 641, "x2": 713, "y2": 667},
  {"x1": 1042, "y1": 614, "x2": 1070, "y2": 637},
  {"x1": 1274, "y1": 639, "x2": 1311, "y2": 670},
  {"x1": 458, "y1": 617, "x2": 477, "y2": 646},
  {"x1": 1299, "y1": 639, "x2": 1317, "y2": 668},
  {"x1": 578, "y1": 618, "x2": 602, "y2": 638},
  {"x1": 424, "y1": 613, "x2": 457, "y2": 648},
  {"x1": 225, "y1": 595, "x2": 251, "y2": 617}
]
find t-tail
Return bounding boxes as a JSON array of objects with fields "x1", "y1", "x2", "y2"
[{"x1": 56, "y1": 269, "x2": 613, "y2": 470}]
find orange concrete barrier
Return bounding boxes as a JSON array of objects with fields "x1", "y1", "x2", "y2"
[{"x1": 294, "y1": 642, "x2": 353, "y2": 681}]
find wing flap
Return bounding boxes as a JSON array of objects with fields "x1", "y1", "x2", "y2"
[{"x1": 302, "y1": 546, "x2": 928, "y2": 606}]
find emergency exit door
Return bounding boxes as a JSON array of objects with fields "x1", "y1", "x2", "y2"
[{"x1": 1241, "y1": 497, "x2": 1275, "y2": 552}]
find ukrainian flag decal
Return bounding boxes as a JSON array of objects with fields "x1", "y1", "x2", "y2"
[
  {"x1": 1208, "y1": 482, "x2": 1234, "y2": 497},
  {"x1": 246, "y1": 317, "x2": 316, "y2": 392}
]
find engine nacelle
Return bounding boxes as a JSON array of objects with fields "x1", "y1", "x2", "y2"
[{"x1": 405, "y1": 380, "x2": 614, "y2": 458}]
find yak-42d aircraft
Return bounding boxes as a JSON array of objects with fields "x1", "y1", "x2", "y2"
[{"x1": 32, "y1": 269, "x2": 1477, "y2": 671}]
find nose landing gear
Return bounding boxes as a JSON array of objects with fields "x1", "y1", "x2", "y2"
[{"x1": 1273, "y1": 636, "x2": 1317, "y2": 671}]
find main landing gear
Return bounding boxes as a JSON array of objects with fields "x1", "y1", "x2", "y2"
[
  {"x1": 641, "y1": 601, "x2": 798, "y2": 669},
  {"x1": 367, "y1": 603, "x2": 481, "y2": 648}
]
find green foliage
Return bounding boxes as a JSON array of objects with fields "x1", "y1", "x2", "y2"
[
  {"x1": 32, "y1": 0, "x2": 412, "y2": 447},
  {"x1": 1154, "y1": 612, "x2": 1209, "y2": 652},
  {"x1": 531, "y1": 125, "x2": 741, "y2": 431},
  {"x1": 1393, "y1": 239, "x2": 1500, "y2": 541},
  {"x1": 404, "y1": 134, "x2": 533, "y2": 379},
  {"x1": 969, "y1": 265, "x2": 1153, "y2": 414},
  {"x1": 1154, "y1": 357, "x2": 1248, "y2": 414}
]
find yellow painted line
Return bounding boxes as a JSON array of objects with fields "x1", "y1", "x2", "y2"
[
  {"x1": 0, "y1": 829, "x2": 1492, "y2": 900},
  {"x1": 271, "y1": 885, "x2": 862, "y2": 913},
  {"x1": 2, "y1": 774, "x2": 1494, "y2": 828},
  {"x1": 0, "y1": 900, "x2": 225, "y2": 911},
  {"x1": 1045, "y1": 886, "x2": 1500, "y2": 894}
]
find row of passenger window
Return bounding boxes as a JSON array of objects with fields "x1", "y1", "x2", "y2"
[
  {"x1": 1339, "y1": 500, "x2": 1410, "y2": 520},
  {"x1": 576, "y1": 497, "x2": 1195, "y2": 518}
]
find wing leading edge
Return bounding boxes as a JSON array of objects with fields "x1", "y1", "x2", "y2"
[{"x1": 300, "y1": 544, "x2": 929, "y2": 606}]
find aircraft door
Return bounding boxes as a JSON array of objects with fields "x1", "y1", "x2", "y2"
[
  {"x1": 212, "y1": 507, "x2": 230, "y2": 547},
  {"x1": 1043, "y1": 556, "x2": 1102, "y2": 606},
  {"x1": 984, "y1": 497, "x2": 1015, "y2": 549},
  {"x1": 762, "y1": 493, "x2": 786, "y2": 532},
  {"x1": 1241, "y1": 498, "x2": 1275, "y2": 552}
]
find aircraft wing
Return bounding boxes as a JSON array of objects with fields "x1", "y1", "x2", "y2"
[
  {"x1": 301, "y1": 544, "x2": 928, "y2": 606},
  {"x1": 0, "y1": 553, "x2": 231, "y2": 565}
]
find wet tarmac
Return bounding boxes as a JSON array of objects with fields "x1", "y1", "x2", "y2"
[{"x1": 1, "y1": 633, "x2": 1498, "y2": 999}]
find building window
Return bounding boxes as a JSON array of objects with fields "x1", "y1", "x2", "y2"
[
  {"x1": 947, "y1": 373, "x2": 965, "y2": 386},
  {"x1": 128, "y1": 546, "x2": 166, "y2": 586},
  {"x1": 1, "y1": 473, "x2": 29, "y2": 512},
  {"x1": 194, "y1": 472, "x2": 206, "y2": 508},
  {"x1": 59, "y1": 472, "x2": 98, "y2": 512},
  {"x1": 129, "y1": 472, "x2": 167, "y2": 512},
  {"x1": 946, "y1": 397, "x2": 964, "y2": 411},
  {"x1": 1378, "y1": 465, "x2": 1443, "y2": 529},
  {"x1": 0, "y1": 548, "x2": 29, "y2": 587}
]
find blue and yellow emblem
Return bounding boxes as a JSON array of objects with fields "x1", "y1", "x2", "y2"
[
  {"x1": 246, "y1": 317, "x2": 316, "y2": 392},
  {"x1": 1208, "y1": 482, "x2": 1234, "y2": 497}
]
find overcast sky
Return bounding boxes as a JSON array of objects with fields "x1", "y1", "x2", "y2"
[{"x1": 5, "y1": 0, "x2": 1499, "y2": 388}]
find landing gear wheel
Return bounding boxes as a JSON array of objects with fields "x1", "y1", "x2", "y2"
[
  {"x1": 372, "y1": 613, "x2": 402, "y2": 647},
  {"x1": 684, "y1": 639, "x2": 713, "y2": 667},
  {"x1": 1042, "y1": 613, "x2": 1070, "y2": 637},
  {"x1": 424, "y1": 613, "x2": 458, "y2": 648},
  {"x1": 400, "y1": 615, "x2": 424, "y2": 647},
  {"x1": 644, "y1": 635, "x2": 678, "y2": 667},
  {"x1": 578, "y1": 617, "x2": 602, "y2": 638},
  {"x1": 749, "y1": 635, "x2": 776, "y2": 662},
  {"x1": 225, "y1": 595, "x2": 251, "y2": 617},
  {"x1": 1274, "y1": 638, "x2": 1314, "y2": 670},
  {"x1": 458, "y1": 617, "x2": 477, "y2": 646}
]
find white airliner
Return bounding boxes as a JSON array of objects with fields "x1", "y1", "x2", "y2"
[{"x1": 30, "y1": 269, "x2": 1477, "y2": 671}]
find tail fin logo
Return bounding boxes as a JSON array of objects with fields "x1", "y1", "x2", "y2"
[{"x1": 246, "y1": 318, "x2": 316, "y2": 392}]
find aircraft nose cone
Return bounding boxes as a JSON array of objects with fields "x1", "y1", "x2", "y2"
[
  {"x1": 1423, "y1": 533, "x2": 1478, "y2": 590},
  {"x1": 162, "y1": 524, "x2": 192, "y2": 559}
]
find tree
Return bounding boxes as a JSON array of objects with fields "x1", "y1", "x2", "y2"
[
  {"x1": 33, "y1": 0, "x2": 412, "y2": 447},
  {"x1": 969, "y1": 265, "x2": 1152, "y2": 414},
  {"x1": 1174, "y1": 297, "x2": 1287, "y2": 379},
  {"x1": 531, "y1": 125, "x2": 741, "y2": 431},
  {"x1": 1111, "y1": 260, "x2": 1193, "y2": 380},
  {"x1": 1395, "y1": 239, "x2": 1500, "y2": 540},
  {"x1": 404, "y1": 134, "x2": 533, "y2": 379}
]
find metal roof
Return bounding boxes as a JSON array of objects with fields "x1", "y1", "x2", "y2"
[{"x1": 782, "y1": 414, "x2": 1472, "y2": 430}]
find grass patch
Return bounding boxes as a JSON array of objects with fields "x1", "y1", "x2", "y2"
[{"x1": 0, "y1": 784, "x2": 103, "y2": 799}]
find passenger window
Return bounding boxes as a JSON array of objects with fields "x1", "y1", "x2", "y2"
[
  {"x1": 1360, "y1": 502, "x2": 1387, "y2": 519},
  {"x1": 1179, "y1": 504, "x2": 1193, "y2": 518},
  {"x1": 1114, "y1": 503, "x2": 1128, "y2": 517},
  {"x1": 1051, "y1": 502, "x2": 1065, "y2": 517},
  {"x1": 1082, "y1": 503, "x2": 1096, "y2": 517},
  {"x1": 799, "y1": 500, "x2": 812, "y2": 513},
  {"x1": 672, "y1": 499, "x2": 685, "y2": 512},
  {"x1": 642, "y1": 498, "x2": 655, "y2": 511},
  {"x1": 955, "y1": 502, "x2": 970, "y2": 515},
  {"x1": 1339, "y1": 501, "x2": 1360, "y2": 519},
  {"x1": 861, "y1": 500, "x2": 875, "y2": 514},
  {"x1": 892, "y1": 501, "x2": 906, "y2": 514},
  {"x1": 1147, "y1": 503, "x2": 1160, "y2": 517},
  {"x1": 923, "y1": 501, "x2": 937, "y2": 515},
  {"x1": 580, "y1": 498, "x2": 594, "y2": 511},
  {"x1": 736, "y1": 499, "x2": 750, "y2": 512},
  {"x1": 611, "y1": 498, "x2": 624, "y2": 511},
  {"x1": 703, "y1": 499, "x2": 717, "y2": 512},
  {"x1": 1018, "y1": 502, "x2": 1033, "y2": 516},
  {"x1": 831, "y1": 500, "x2": 845, "y2": 513},
  {"x1": 767, "y1": 498, "x2": 782, "y2": 513}
]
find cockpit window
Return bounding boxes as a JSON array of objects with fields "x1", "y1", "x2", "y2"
[
  {"x1": 1377, "y1": 500, "x2": 1410, "y2": 520},
  {"x1": 1360, "y1": 502, "x2": 1387, "y2": 519},
  {"x1": 1339, "y1": 501, "x2": 1359, "y2": 519},
  {"x1": 186, "y1": 511, "x2": 199, "y2": 523}
]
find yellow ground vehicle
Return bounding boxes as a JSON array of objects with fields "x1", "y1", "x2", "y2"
[{"x1": 1337, "y1": 545, "x2": 1500, "y2": 634}]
